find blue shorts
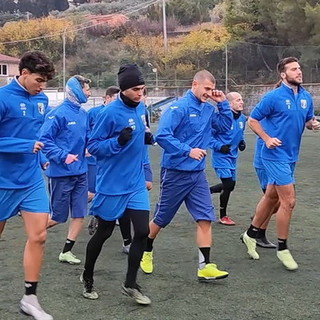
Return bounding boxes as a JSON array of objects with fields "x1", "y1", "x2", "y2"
[
  {"x1": 87, "y1": 164, "x2": 97, "y2": 193},
  {"x1": 0, "y1": 179, "x2": 49, "y2": 221},
  {"x1": 215, "y1": 168, "x2": 236, "y2": 181},
  {"x1": 48, "y1": 173, "x2": 88, "y2": 223},
  {"x1": 262, "y1": 159, "x2": 296, "y2": 186},
  {"x1": 153, "y1": 169, "x2": 215, "y2": 228},
  {"x1": 255, "y1": 167, "x2": 268, "y2": 190},
  {"x1": 143, "y1": 163, "x2": 153, "y2": 182},
  {"x1": 91, "y1": 188, "x2": 150, "y2": 221}
]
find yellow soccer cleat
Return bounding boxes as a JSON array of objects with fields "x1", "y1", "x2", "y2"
[
  {"x1": 241, "y1": 232, "x2": 260, "y2": 260},
  {"x1": 277, "y1": 249, "x2": 298, "y2": 271},
  {"x1": 140, "y1": 251, "x2": 153, "y2": 274},
  {"x1": 197, "y1": 263, "x2": 229, "y2": 282}
]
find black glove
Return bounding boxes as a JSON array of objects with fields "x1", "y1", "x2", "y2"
[
  {"x1": 117, "y1": 127, "x2": 133, "y2": 146},
  {"x1": 144, "y1": 132, "x2": 154, "y2": 145},
  {"x1": 220, "y1": 144, "x2": 231, "y2": 154},
  {"x1": 238, "y1": 140, "x2": 246, "y2": 152}
]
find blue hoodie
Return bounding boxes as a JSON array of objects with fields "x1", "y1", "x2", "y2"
[
  {"x1": 39, "y1": 77, "x2": 89, "y2": 177},
  {"x1": 211, "y1": 112, "x2": 246, "y2": 169},
  {"x1": 155, "y1": 90, "x2": 232, "y2": 171},
  {"x1": 250, "y1": 83, "x2": 314, "y2": 163},
  {"x1": 87, "y1": 95, "x2": 146, "y2": 195},
  {"x1": 0, "y1": 77, "x2": 48, "y2": 189}
]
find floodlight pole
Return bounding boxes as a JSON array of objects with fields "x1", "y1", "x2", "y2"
[{"x1": 162, "y1": 0, "x2": 168, "y2": 53}]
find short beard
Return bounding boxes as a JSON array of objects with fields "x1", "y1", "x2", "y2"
[{"x1": 286, "y1": 78, "x2": 302, "y2": 86}]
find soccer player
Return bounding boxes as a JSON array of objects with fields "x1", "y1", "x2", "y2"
[
  {"x1": 140, "y1": 70, "x2": 231, "y2": 282},
  {"x1": 209, "y1": 92, "x2": 246, "y2": 225},
  {"x1": 0, "y1": 51, "x2": 55, "y2": 320},
  {"x1": 87, "y1": 86, "x2": 120, "y2": 235},
  {"x1": 40, "y1": 75, "x2": 91, "y2": 265},
  {"x1": 241, "y1": 57, "x2": 320, "y2": 270},
  {"x1": 81, "y1": 64, "x2": 151, "y2": 305}
]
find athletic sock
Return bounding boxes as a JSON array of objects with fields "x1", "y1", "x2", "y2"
[
  {"x1": 277, "y1": 238, "x2": 288, "y2": 251},
  {"x1": 123, "y1": 238, "x2": 132, "y2": 246},
  {"x1": 62, "y1": 239, "x2": 75, "y2": 253},
  {"x1": 257, "y1": 228, "x2": 266, "y2": 239},
  {"x1": 145, "y1": 237, "x2": 154, "y2": 252},
  {"x1": 198, "y1": 247, "x2": 210, "y2": 269},
  {"x1": 247, "y1": 224, "x2": 259, "y2": 239},
  {"x1": 25, "y1": 281, "x2": 38, "y2": 296}
]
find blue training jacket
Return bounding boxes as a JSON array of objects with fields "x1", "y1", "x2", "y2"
[
  {"x1": 39, "y1": 78, "x2": 89, "y2": 177},
  {"x1": 87, "y1": 95, "x2": 146, "y2": 195},
  {"x1": 211, "y1": 112, "x2": 246, "y2": 169},
  {"x1": 155, "y1": 90, "x2": 232, "y2": 171},
  {"x1": 0, "y1": 77, "x2": 48, "y2": 189},
  {"x1": 87, "y1": 104, "x2": 105, "y2": 165},
  {"x1": 250, "y1": 83, "x2": 314, "y2": 163}
]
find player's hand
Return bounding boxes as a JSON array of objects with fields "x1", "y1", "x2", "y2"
[
  {"x1": 41, "y1": 162, "x2": 49, "y2": 170},
  {"x1": 310, "y1": 117, "x2": 320, "y2": 132},
  {"x1": 146, "y1": 181, "x2": 153, "y2": 191},
  {"x1": 265, "y1": 137, "x2": 282, "y2": 149},
  {"x1": 85, "y1": 148, "x2": 91, "y2": 157},
  {"x1": 33, "y1": 141, "x2": 44, "y2": 153},
  {"x1": 207, "y1": 90, "x2": 226, "y2": 103},
  {"x1": 65, "y1": 154, "x2": 78, "y2": 164},
  {"x1": 118, "y1": 127, "x2": 133, "y2": 146},
  {"x1": 238, "y1": 140, "x2": 246, "y2": 152},
  {"x1": 220, "y1": 144, "x2": 231, "y2": 154},
  {"x1": 189, "y1": 148, "x2": 207, "y2": 160}
]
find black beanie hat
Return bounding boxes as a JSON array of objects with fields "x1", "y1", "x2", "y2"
[{"x1": 117, "y1": 64, "x2": 145, "y2": 91}]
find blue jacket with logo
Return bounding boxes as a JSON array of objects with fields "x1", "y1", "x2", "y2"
[
  {"x1": 39, "y1": 78, "x2": 89, "y2": 177},
  {"x1": 211, "y1": 112, "x2": 246, "y2": 169},
  {"x1": 250, "y1": 83, "x2": 314, "y2": 163},
  {"x1": 0, "y1": 77, "x2": 48, "y2": 189},
  {"x1": 155, "y1": 90, "x2": 232, "y2": 171},
  {"x1": 87, "y1": 96, "x2": 146, "y2": 195}
]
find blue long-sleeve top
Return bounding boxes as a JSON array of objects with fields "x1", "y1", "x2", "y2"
[
  {"x1": 250, "y1": 83, "x2": 314, "y2": 163},
  {"x1": 155, "y1": 90, "x2": 232, "y2": 171},
  {"x1": 39, "y1": 99, "x2": 89, "y2": 177},
  {"x1": 211, "y1": 112, "x2": 246, "y2": 169},
  {"x1": 0, "y1": 77, "x2": 48, "y2": 189},
  {"x1": 87, "y1": 96, "x2": 146, "y2": 195},
  {"x1": 87, "y1": 104, "x2": 105, "y2": 165}
]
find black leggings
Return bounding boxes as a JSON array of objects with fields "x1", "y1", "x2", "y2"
[
  {"x1": 210, "y1": 178, "x2": 236, "y2": 218},
  {"x1": 83, "y1": 209, "x2": 149, "y2": 288}
]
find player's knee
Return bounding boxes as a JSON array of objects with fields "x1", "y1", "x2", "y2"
[
  {"x1": 28, "y1": 229, "x2": 47, "y2": 245},
  {"x1": 281, "y1": 197, "x2": 295, "y2": 212},
  {"x1": 223, "y1": 180, "x2": 236, "y2": 192}
]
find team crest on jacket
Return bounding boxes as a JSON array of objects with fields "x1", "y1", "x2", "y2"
[
  {"x1": 300, "y1": 99, "x2": 307, "y2": 109},
  {"x1": 128, "y1": 118, "x2": 136, "y2": 130},
  {"x1": 239, "y1": 122, "x2": 244, "y2": 129},
  {"x1": 37, "y1": 102, "x2": 45, "y2": 114}
]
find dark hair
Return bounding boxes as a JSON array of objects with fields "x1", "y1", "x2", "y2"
[
  {"x1": 277, "y1": 57, "x2": 298, "y2": 74},
  {"x1": 73, "y1": 75, "x2": 91, "y2": 88},
  {"x1": 19, "y1": 51, "x2": 55, "y2": 80},
  {"x1": 105, "y1": 86, "x2": 120, "y2": 97}
]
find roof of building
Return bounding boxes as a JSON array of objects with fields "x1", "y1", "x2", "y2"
[{"x1": 0, "y1": 53, "x2": 20, "y2": 63}]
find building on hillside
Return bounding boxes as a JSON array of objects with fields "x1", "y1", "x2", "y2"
[{"x1": 0, "y1": 53, "x2": 19, "y2": 86}]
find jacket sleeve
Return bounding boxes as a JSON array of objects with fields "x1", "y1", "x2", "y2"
[
  {"x1": 0, "y1": 137, "x2": 35, "y2": 153},
  {"x1": 211, "y1": 100, "x2": 233, "y2": 132},
  {"x1": 87, "y1": 109, "x2": 122, "y2": 157},
  {"x1": 210, "y1": 131, "x2": 224, "y2": 152},
  {"x1": 155, "y1": 107, "x2": 191, "y2": 157},
  {"x1": 39, "y1": 113, "x2": 69, "y2": 163}
]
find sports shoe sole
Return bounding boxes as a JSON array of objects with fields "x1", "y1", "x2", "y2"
[{"x1": 198, "y1": 273, "x2": 229, "y2": 282}]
